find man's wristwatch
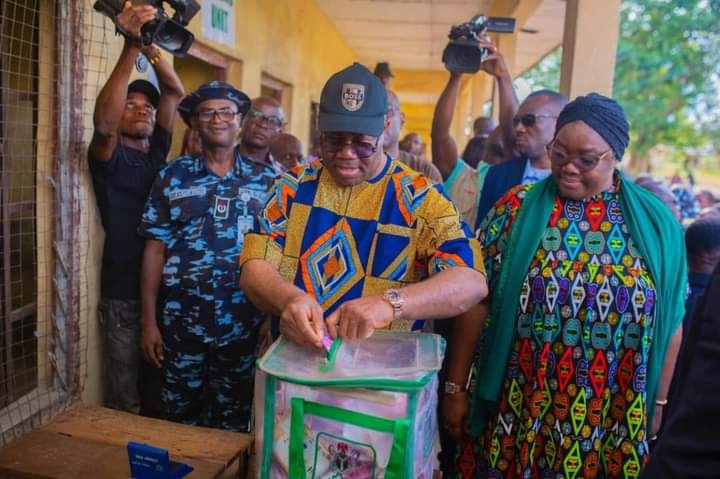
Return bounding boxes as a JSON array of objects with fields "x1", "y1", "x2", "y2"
[
  {"x1": 444, "y1": 381, "x2": 467, "y2": 395},
  {"x1": 383, "y1": 288, "x2": 405, "y2": 321}
]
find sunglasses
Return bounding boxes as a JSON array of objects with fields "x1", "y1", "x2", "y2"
[
  {"x1": 512, "y1": 113, "x2": 557, "y2": 128},
  {"x1": 247, "y1": 109, "x2": 284, "y2": 130},
  {"x1": 320, "y1": 135, "x2": 379, "y2": 159},
  {"x1": 195, "y1": 108, "x2": 239, "y2": 123},
  {"x1": 546, "y1": 141, "x2": 613, "y2": 173}
]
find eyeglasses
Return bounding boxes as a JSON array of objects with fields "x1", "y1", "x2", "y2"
[
  {"x1": 247, "y1": 109, "x2": 284, "y2": 130},
  {"x1": 320, "y1": 135, "x2": 379, "y2": 159},
  {"x1": 195, "y1": 108, "x2": 239, "y2": 123},
  {"x1": 546, "y1": 141, "x2": 613, "y2": 173},
  {"x1": 125, "y1": 100, "x2": 156, "y2": 114},
  {"x1": 512, "y1": 113, "x2": 557, "y2": 128}
]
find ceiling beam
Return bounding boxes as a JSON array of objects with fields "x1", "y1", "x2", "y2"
[{"x1": 487, "y1": 0, "x2": 543, "y2": 29}]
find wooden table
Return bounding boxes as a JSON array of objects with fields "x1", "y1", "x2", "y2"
[{"x1": 0, "y1": 404, "x2": 253, "y2": 478}]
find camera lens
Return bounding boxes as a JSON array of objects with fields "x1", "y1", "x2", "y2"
[{"x1": 442, "y1": 43, "x2": 483, "y2": 74}]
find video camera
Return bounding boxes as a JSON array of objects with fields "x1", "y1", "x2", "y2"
[
  {"x1": 442, "y1": 15, "x2": 516, "y2": 74},
  {"x1": 94, "y1": 0, "x2": 201, "y2": 57}
]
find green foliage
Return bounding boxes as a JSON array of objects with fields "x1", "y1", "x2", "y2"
[
  {"x1": 518, "y1": 48, "x2": 562, "y2": 93},
  {"x1": 614, "y1": 0, "x2": 720, "y2": 170},
  {"x1": 518, "y1": 0, "x2": 720, "y2": 172}
]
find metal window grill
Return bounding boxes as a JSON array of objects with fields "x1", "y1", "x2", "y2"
[{"x1": 0, "y1": 0, "x2": 112, "y2": 443}]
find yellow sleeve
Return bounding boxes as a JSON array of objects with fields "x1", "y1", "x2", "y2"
[{"x1": 416, "y1": 184, "x2": 486, "y2": 276}]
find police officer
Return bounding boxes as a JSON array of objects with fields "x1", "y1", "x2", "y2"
[{"x1": 138, "y1": 82, "x2": 276, "y2": 432}]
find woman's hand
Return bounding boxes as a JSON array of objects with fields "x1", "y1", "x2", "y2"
[{"x1": 441, "y1": 391, "x2": 470, "y2": 441}]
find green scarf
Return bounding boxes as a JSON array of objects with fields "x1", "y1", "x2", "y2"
[{"x1": 470, "y1": 171, "x2": 686, "y2": 437}]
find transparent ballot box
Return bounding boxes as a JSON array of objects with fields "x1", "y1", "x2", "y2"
[{"x1": 254, "y1": 331, "x2": 445, "y2": 478}]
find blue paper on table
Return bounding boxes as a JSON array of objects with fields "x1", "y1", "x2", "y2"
[{"x1": 127, "y1": 441, "x2": 193, "y2": 479}]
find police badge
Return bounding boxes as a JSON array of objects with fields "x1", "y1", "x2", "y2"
[{"x1": 341, "y1": 83, "x2": 365, "y2": 112}]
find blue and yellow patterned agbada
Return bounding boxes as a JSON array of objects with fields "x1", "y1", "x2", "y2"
[
  {"x1": 138, "y1": 152, "x2": 276, "y2": 432},
  {"x1": 240, "y1": 156, "x2": 485, "y2": 331}
]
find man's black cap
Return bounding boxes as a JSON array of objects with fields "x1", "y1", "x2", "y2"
[
  {"x1": 128, "y1": 79, "x2": 160, "y2": 109},
  {"x1": 177, "y1": 81, "x2": 251, "y2": 126},
  {"x1": 373, "y1": 62, "x2": 394, "y2": 78},
  {"x1": 319, "y1": 63, "x2": 388, "y2": 137}
]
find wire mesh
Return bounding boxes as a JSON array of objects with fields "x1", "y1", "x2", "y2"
[{"x1": 0, "y1": 0, "x2": 112, "y2": 443}]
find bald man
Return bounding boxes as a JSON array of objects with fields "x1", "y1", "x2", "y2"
[
  {"x1": 473, "y1": 116, "x2": 496, "y2": 139},
  {"x1": 270, "y1": 133, "x2": 304, "y2": 171},
  {"x1": 239, "y1": 96, "x2": 285, "y2": 174},
  {"x1": 384, "y1": 90, "x2": 442, "y2": 183}
]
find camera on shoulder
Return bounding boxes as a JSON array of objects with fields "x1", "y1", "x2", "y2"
[{"x1": 442, "y1": 15, "x2": 516, "y2": 74}]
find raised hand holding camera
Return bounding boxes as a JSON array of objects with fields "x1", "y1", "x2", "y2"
[
  {"x1": 94, "y1": 0, "x2": 200, "y2": 57},
  {"x1": 116, "y1": 1, "x2": 157, "y2": 41},
  {"x1": 442, "y1": 15, "x2": 515, "y2": 74},
  {"x1": 477, "y1": 37, "x2": 510, "y2": 79}
]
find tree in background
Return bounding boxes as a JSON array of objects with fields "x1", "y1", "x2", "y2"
[
  {"x1": 614, "y1": 0, "x2": 720, "y2": 171},
  {"x1": 520, "y1": 0, "x2": 720, "y2": 173},
  {"x1": 517, "y1": 48, "x2": 561, "y2": 94}
]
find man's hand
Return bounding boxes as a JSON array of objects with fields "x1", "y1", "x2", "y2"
[
  {"x1": 478, "y1": 37, "x2": 510, "y2": 79},
  {"x1": 140, "y1": 44, "x2": 160, "y2": 60},
  {"x1": 116, "y1": 1, "x2": 157, "y2": 39},
  {"x1": 441, "y1": 391, "x2": 470, "y2": 441},
  {"x1": 141, "y1": 323, "x2": 163, "y2": 368},
  {"x1": 279, "y1": 294, "x2": 325, "y2": 348},
  {"x1": 325, "y1": 295, "x2": 394, "y2": 341}
]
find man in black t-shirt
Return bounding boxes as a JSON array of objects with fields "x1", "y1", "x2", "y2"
[{"x1": 88, "y1": 2, "x2": 184, "y2": 414}]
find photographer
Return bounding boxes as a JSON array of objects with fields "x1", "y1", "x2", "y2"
[
  {"x1": 88, "y1": 1, "x2": 184, "y2": 414},
  {"x1": 431, "y1": 36, "x2": 517, "y2": 230}
]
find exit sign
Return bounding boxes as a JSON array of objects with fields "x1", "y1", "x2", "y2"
[{"x1": 203, "y1": 0, "x2": 235, "y2": 47}]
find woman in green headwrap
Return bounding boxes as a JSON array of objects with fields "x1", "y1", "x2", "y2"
[{"x1": 442, "y1": 93, "x2": 686, "y2": 478}]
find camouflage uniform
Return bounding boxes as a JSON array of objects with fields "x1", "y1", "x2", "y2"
[{"x1": 139, "y1": 152, "x2": 276, "y2": 432}]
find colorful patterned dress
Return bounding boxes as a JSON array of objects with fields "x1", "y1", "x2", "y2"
[
  {"x1": 240, "y1": 156, "x2": 485, "y2": 330},
  {"x1": 465, "y1": 179, "x2": 656, "y2": 479}
]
